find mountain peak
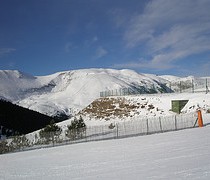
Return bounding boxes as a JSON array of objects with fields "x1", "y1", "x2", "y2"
[{"x1": 0, "y1": 68, "x2": 208, "y2": 117}]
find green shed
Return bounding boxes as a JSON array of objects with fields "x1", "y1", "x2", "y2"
[{"x1": 171, "y1": 100, "x2": 189, "y2": 114}]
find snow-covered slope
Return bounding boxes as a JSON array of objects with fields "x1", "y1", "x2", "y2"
[
  {"x1": 0, "y1": 69, "x2": 170, "y2": 117},
  {"x1": 1, "y1": 124, "x2": 210, "y2": 180},
  {"x1": 0, "y1": 68, "x2": 209, "y2": 118},
  {"x1": 55, "y1": 92, "x2": 210, "y2": 127}
]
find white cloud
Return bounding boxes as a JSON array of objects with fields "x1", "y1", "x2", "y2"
[
  {"x1": 84, "y1": 36, "x2": 99, "y2": 48},
  {"x1": 123, "y1": 0, "x2": 210, "y2": 71},
  {"x1": 93, "y1": 46, "x2": 108, "y2": 59},
  {"x1": 113, "y1": 58, "x2": 175, "y2": 70},
  {"x1": 0, "y1": 48, "x2": 16, "y2": 55}
]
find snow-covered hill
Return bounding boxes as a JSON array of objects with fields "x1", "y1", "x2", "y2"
[
  {"x1": 54, "y1": 92, "x2": 210, "y2": 127},
  {"x1": 0, "y1": 68, "x2": 209, "y2": 118},
  {"x1": 0, "y1": 69, "x2": 170, "y2": 117}
]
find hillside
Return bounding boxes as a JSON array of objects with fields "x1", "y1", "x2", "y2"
[
  {"x1": 0, "y1": 68, "x2": 208, "y2": 118},
  {"x1": 0, "y1": 69, "x2": 170, "y2": 117},
  {"x1": 56, "y1": 92, "x2": 210, "y2": 127},
  {"x1": 0, "y1": 100, "x2": 59, "y2": 136}
]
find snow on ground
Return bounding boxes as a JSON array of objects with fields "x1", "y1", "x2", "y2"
[
  {"x1": 21, "y1": 92, "x2": 210, "y2": 144},
  {"x1": 57, "y1": 92, "x2": 210, "y2": 127},
  {"x1": 1, "y1": 123, "x2": 210, "y2": 180}
]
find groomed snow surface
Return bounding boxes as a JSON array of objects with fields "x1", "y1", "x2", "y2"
[{"x1": 1, "y1": 121, "x2": 210, "y2": 180}]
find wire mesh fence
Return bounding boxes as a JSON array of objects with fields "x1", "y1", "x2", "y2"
[
  {"x1": 100, "y1": 78, "x2": 210, "y2": 97},
  {"x1": 0, "y1": 112, "x2": 198, "y2": 154},
  {"x1": 167, "y1": 78, "x2": 210, "y2": 93}
]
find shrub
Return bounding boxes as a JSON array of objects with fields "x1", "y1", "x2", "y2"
[
  {"x1": 0, "y1": 140, "x2": 9, "y2": 154},
  {"x1": 39, "y1": 120, "x2": 62, "y2": 144},
  {"x1": 9, "y1": 135, "x2": 30, "y2": 152},
  {"x1": 108, "y1": 123, "x2": 115, "y2": 129},
  {"x1": 66, "y1": 116, "x2": 86, "y2": 140}
]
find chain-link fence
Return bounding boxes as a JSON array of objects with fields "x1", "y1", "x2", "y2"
[
  {"x1": 0, "y1": 112, "x2": 198, "y2": 154},
  {"x1": 167, "y1": 78, "x2": 210, "y2": 93},
  {"x1": 100, "y1": 78, "x2": 210, "y2": 97}
]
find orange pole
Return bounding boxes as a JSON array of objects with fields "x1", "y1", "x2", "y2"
[{"x1": 197, "y1": 110, "x2": 203, "y2": 127}]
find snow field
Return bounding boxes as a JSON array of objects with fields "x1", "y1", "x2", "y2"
[{"x1": 1, "y1": 123, "x2": 210, "y2": 180}]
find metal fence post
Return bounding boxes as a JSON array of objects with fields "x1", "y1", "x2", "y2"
[
  {"x1": 175, "y1": 115, "x2": 177, "y2": 130},
  {"x1": 159, "y1": 117, "x2": 163, "y2": 132},
  {"x1": 206, "y1": 78, "x2": 209, "y2": 94},
  {"x1": 116, "y1": 123, "x2": 119, "y2": 138},
  {"x1": 192, "y1": 79, "x2": 194, "y2": 93}
]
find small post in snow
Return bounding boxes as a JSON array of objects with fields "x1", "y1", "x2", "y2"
[
  {"x1": 159, "y1": 117, "x2": 163, "y2": 133},
  {"x1": 175, "y1": 115, "x2": 177, "y2": 130},
  {"x1": 197, "y1": 110, "x2": 203, "y2": 127},
  {"x1": 146, "y1": 119, "x2": 149, "y2": 135},
  {"x1": 116, "y1": 123, "x2": 119, "y2": 138}
]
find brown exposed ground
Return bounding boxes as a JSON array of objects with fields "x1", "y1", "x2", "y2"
[{"x1": 79, "y1": 97, "x2": 157, "y2": 119}]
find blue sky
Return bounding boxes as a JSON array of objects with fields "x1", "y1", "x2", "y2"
[{"x1": 0, "y1": 0, "x2": 210, "y2": 76}]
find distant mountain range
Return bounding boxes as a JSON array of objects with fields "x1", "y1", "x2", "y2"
[{"x1": 0, "y1": 69, "x2": 208, "y2": 118}]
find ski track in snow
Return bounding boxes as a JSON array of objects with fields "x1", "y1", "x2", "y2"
[{"x1": 1, "y1": 123, "x2": 210, "y2": 180}]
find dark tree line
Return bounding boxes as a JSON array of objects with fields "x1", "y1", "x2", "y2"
[{"x1": 0, "y1": 99, "x2": 64, "y2": 137}]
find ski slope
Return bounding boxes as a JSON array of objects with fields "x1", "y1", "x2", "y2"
[{"x1": 1, "y1": 123, "x2": 210, "y2": 180}]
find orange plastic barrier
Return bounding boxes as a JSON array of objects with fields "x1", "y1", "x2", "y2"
[{"x1": 197, "y1": 110, "x2": 203, "y2": 127}]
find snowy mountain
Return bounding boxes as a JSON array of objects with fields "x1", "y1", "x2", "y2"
[
  {"x1": 0, "y1": 69, "x2": 169, "y2": 117},
  {"x1": 0, "y1": 68, "x2": 209, "y2": 118}
]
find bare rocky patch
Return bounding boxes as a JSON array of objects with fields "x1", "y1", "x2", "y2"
[{"x1": 79, "y1": 97, "x2": 161, "y2": 119}]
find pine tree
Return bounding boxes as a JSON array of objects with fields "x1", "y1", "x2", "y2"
[
  {"x1": 66, "y1": 116, "x2": 86, "y2": 140},
  {"x1": 39, "y1": 120, "x2": 62, "y2": 145}
]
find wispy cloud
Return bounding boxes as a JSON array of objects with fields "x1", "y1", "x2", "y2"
[
  {"x1": 0, "y1": 48, "x2": 16, "y2": 56},
  {"x1": 108, "y1": 8, "x2": 131, "y2": 28},
  {"x1": 8, "y1": 61, "x2": 16, "y2": 68},
  {"x1": 200, "y1": 61, "x2": 210, "y2": 77},
  {"x1": 65, "y1": 42, "x2": 74, "y2": 53},
  {"x1": 121, "y1": 0, "x2": 210, "y2": 71},
  {"x1": 113, "y1": 58, "x2": 175, "y2": 70},
  {"x1": 93, "y1": 46, "x2": 108, "y2": 60},
  {"x1": 92, "y1": 36, "x2": 98, "y2": 43}
]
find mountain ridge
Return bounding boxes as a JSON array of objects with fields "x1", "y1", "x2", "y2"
[{"x1": 0, "y1": 68, "x2": 208, "y2": 117}]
